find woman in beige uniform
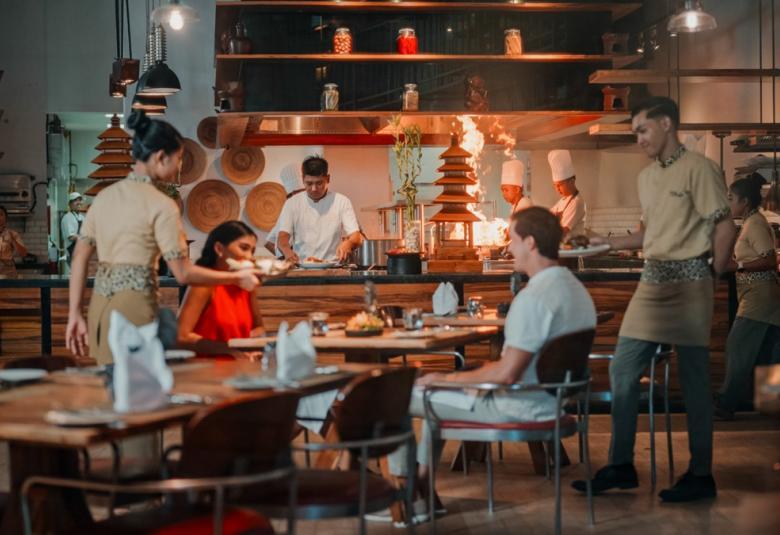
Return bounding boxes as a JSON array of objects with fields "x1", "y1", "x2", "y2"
[
  {"x1": 66, "y1": 110, "x2": 260, "y2": 363},
  {"x1": 715, "y1": 174, "x2": 780, "y2": 419}
]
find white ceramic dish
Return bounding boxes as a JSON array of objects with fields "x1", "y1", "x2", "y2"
[
  {"x1": 224, "y1": 376, "x2": 300, "y2": 390},
  {"x1": 558, "y1": 243, "x2": 611, "y2": 258},
  {"x1": 45, "y1": 408, "x2": 120, "y2": 427},
  {"x1": 164, "y1": 349, "x2": 196, "y2": 361},
  {"x1": 299, "y1": 261, "x2": 339, "y2": 269},
  {"x1": 0, "y1": 369, "x2": 47, "y2": 384}
]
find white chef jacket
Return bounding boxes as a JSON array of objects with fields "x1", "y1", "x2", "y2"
[
  {"x1": 550, "y1": 193, "x2": 586, "y2": 237},
  {"x1": 60, "y1": 211, "x2": 85, "y2": 249},
  {"x1": 276, "y1": 191, "x2": 360, "y2": 261},
  {"x1": 512, "y1": 196, "x2": 533, "y2": 214}
]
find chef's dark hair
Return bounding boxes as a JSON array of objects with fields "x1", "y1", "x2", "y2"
[
  {"x1": 0, "y1": 206, "x2": 7, "y2": 219},
  {"x1": 196, "y1": 221, "x2": 257, "y2": 268},
  {"x1": 511, "y1": 207, "x2": 562, "y2": 260},
  {"x1": 631, "y1": 96, "x2": 680, "y2": 129},
  {"x1": 730, "y1": 173, "x2": 767, "y2": 210},
  {"x1": 127, "y1": 110, "x2": 184, "y2": 162},
  {"x1": 302, "y1": 156, "x2": 329, "y2": 177}
]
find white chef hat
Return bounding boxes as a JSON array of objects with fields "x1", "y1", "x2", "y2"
[
  {"x1": 547, "y1": 149, "x2": 575, "y2": 183},
  {"x1": 500, "y1": 159, "x2": 524, "y2": 187},
  {"x1": 279, "y1": 164, "x2": 303, "y2": 194},
  {"x1": 68, "y1": 192, "x2": 82, "y2": 201}
]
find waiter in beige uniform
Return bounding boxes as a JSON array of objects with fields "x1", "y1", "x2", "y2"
[
  {"x1": 573, "y1": 97, "x2": 736, "y2": 502},
  {"x1": 548, "y1": 149, "x2": 586, "y2": 238}
]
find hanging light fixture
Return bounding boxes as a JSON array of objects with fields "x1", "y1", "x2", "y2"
[
  {"x1": 132, "y1": 93, "x2": 167, "y2": 112},
  {"x1": 132, "y1": 16, "x2": 168, "y2": 112},
  {"x1": 137, "y1": 24, "x2": 181, "y2": 96},
  {"x1": 667, "y1": 0, "x2": 717, "y2": 34},
  {"x1": 151, "y1": 0, "x2": 199, "y2": 31}
]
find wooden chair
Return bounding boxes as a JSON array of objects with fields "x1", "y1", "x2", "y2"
[
  {"x1": 22, "y1": 392, "x2": 301, "y2": 535},
  {"x1": 245, "y1": 367, "x2": 419, "y2": 535},
  {"x1": 422, "y1": 329, "x2": 596, "y2": 535}
]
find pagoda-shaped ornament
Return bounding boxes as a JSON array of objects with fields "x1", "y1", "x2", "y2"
[
  {"x1": 429, "y1": 135, "x2": 481, "y2": 260},
  {"x1": 86, "y1": 114, "x2": 133, "y2": 196}
]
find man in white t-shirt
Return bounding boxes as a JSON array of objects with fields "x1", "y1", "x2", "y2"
[
  {"x1": 548, "y1": 149, "x2": 587, "y2": 238},
  {"x1": 60, "y1": 192, "x2": 85, "y2": 267},
  {"x1": 277, "y1": 156, "x2": 362, "y2": 263},
  {"x1": 385, "y1": 207, "x2": 596, "y2": 518}
]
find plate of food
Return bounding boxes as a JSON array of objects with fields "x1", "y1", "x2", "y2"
[
  {"x1": 559, "y1": 235, "x2": 611, "y2": 258},
  {"x1": 0, "y1": 369, "x2": 47, "y2": 384},
  {"x1": 226, "y1": 257, "x2": 294, "y2": 277},
  {"x1": 345, "y1": 311, "x2": 384, "y2": 337},
  {"x1": 164, "y1": 349, "x2": 196, "y2": 362},
  {"x1": 298, "y1": 257, "x2": 339, "y2": 269}
]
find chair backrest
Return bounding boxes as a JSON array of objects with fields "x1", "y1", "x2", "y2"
[
  {"x1": 176, "y1": 391, "x2": 300, "y2": 479},
  {"x1": 536, "y1": 329, "x2": 596, "y2": 394},
  {"x1": 1, "y1": 355, "x2": 77, "y2": 372},
  {"x1": 331, "y1": 367, "x2": 417, "y2": 458}
]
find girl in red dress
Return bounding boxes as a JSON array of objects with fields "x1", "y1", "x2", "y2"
[{"x1": 177, "y1": 221, "x2": 265, "y2": 359}]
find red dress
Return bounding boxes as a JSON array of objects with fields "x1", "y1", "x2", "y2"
[{"x1": 192, "y1": 285, "x2": 254, "y2": 360}]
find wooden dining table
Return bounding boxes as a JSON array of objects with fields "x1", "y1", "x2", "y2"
[
  {"x1": 230, "y1": 325, "x2": 502, "y2": 363},
  {"x1": 423, "y1": 309, "x2": 616, "y2": 328},
  {"x1": 0, "y1": 359, "x2": 379, "y2": 535}
]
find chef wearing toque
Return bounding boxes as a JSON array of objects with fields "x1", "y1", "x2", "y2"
[
  {"x1": 548, "y1": 149, "x2": 587, "y2": 238},
  {"x1": 500, "y1": 159, "x2": 533, "y2": 215}
]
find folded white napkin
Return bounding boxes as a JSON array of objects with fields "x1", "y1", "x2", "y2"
[
  {"x1": 276, "y1": 320, "x2": 316, "y2": 381},
  {"x1": 109, "y1": 310, "x2": 173, "y2": 414},
  {"x1": 432, "y1": 282, "x2": 459, "y2": 316}
]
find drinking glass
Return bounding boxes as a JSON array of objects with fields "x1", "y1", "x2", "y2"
[
  {"x1": 402, "y1": 307, "x2": 424, "y2": 330},
  {"x1": 466, "y1": 296, "x2": 484, "y2": 318},
  {"x1": 308, "y1": 311, "x2": 330, "y2": 336}
]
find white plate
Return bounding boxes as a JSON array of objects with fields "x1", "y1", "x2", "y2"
[
  {"x1": 164, "y1": 349, "x2": 196, "y2": 361},
  {"x1": 299, "y1": 261, "x2": 339, "y2": 269},
  {"x1": 388, "y1": 328, "x2": 446, "y2": 339},
  {"x1": 45, "y1": 408, "x2": 120, "y2": 427},
  {"x1": 224, "y1": 375, "x2": 300, "y2": 390},
  {"x1": 0, "y1": 369, "x2": 47, "y2": 383},
  {"x1": 558, "y1": 243, "x2": 611, "y2": 258}
]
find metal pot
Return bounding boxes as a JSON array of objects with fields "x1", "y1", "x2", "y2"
[
  {"x1": 386, "y1": 252, "x2": 422, "y2": 275},
  {"x1": 351, "y1": 238, "x2": 402, "y2": 268}
]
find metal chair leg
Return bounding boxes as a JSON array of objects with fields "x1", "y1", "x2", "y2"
[
  {"x1": 303, "y1": 429, "x2": 311, "y2": 468},
  {"x1": 544, "y1": 442, "x2": 551, "y2": 481},
  {"x1": 649, "y1": 354, "x2": 657, "y2": 489},
  {"x1": 576, "y1": 398, "x2": 584, "y2": 463},
  {"x1": 583, "y1": 387, "x2": 595, "y2": 527},
  {"x1": 554, "y1": 426, "x2": 562, "y2": 535},
  {"x1": 664, "y1": 358, "x2": 675, "y2": 484},
  {"x1": 486, "y1": 442, "x2": 494, "y2": 513},
  {"x1": 429, "y1": 431, "x2": 437, "y2": 534},
  {"x1": 497, "y1": 441, "x2": 503, "y2": 461},
  {"x1": 460, "y1": 442, "x2": 469, "y2": 476}
]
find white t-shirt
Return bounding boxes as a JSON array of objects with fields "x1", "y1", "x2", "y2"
[
  {"x1": 276, "y1": 190, "x2": 360, "y2": 261},
  {"x1": 496, "y1": 266, "x2": 597, "y2": 420},
  {"x1": 550, "y1": 193, "x2": 586, "y2": 237}
]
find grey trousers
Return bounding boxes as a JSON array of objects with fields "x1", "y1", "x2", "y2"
[
  {"x1": 718, "y1": 318, "x2": 780, "y2": 411},
  {"x1": 387, "y1": 390, "x2": 517, "y2": 477},
  {"x1": 608, "y1": 336, "x2": 713, "y2": 476}
]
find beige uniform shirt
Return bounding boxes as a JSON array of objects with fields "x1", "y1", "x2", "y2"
[
  {"x1": 734, "y1": 210, "x2": 780, "y2": 325},
  {"x1": 639, "y1": 150, "x2": 729, "y2": 260},
  {"x1": 80, "y1": 173, "x2": 187, "y2": 268}
]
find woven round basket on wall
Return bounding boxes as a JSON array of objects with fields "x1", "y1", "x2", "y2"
[
  {"x1": 245, "y1": 181, "x2": 287, "y2": 232},
  {"x1": 185, "y1": 180, "x2": 240, "y2": 232},
  {"x1": 179, "y1": 138, "x2": 207, "y2": 185},
  {"x1": 220, "y1": 146, "x2": 265, "y2": 185},
  {"x1": 196, "y1": 116, "x2": 217, "y2": 149}
]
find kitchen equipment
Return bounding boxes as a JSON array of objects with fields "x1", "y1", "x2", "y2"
[
  {"x1": 321, "y1": 83, "x2": 339, "y2": 111},
  {"x1": 0, "y1": 175, "x2": 33, "y2": 216},
  {"x1": 221, "y1": 146, "x2": 265, "y2": 185},
  {"x1": 351, "y1": 238, "x2": 402, "y2": 268},
  {"x1": 185, "y1": 179, "x2": 240, "y2": 232},
  {"x1": 386, "y1": 251, "x2": 422, "y2": 275},
  {"x1": 179, "y1": 138, "x2": 206, "y2": 185},
  {"x1": 196, "y1": 116, "x2": 217, "y2": 148},
  {"x1": 245, "y1": 181, "x2": 286, "y2": 231},
  {"x1": 333, "y1": 27, "x2": 353, "y2": 54}
]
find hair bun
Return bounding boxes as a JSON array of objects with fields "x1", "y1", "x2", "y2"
[
  {"x1": 127, "y1": 110, "x2": 152, "y2": 136},
  {"x1": 748, "y1": 171, "x2": 768, "y2": 186}
]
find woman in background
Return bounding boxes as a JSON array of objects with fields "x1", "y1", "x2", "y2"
[
  {"x1": 715, "y1": 174, "x2": 780, "y2": 419},
  {"x1": 0, "y1": 206, "x2": 28, "y2": 277},
  {"x1": 177, "y1": 221, "x2": 265, "y2": 359}
]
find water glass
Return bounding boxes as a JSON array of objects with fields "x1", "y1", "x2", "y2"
[
  {"x1": 308, "y1": 311, "x2": 330, "y2": 336},
  {"x1": 466, "y1": 295, "x2": 484, "y2": 318},
  {"x1": 402, "y1": 307, "x2": 424, "y2": 330}
]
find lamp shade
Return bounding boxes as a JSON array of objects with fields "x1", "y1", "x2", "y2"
[
  {"x1": 131, "y1": 93, "x2": 167, "y2": 111},
  {"x1": 151, "y1": 0, "x2": 199, "y2": 31},
  {"x1": 136, "y1": 62, "x2": 181, "y2": 96},
  {"x1": 667, "y1": 0, "x2": 717, "y2": 34}
]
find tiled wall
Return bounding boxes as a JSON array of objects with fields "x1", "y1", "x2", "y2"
[{"x1": 587, "y1": 206, "x2": 643, "y2": 237}]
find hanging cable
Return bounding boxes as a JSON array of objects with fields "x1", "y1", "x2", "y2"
[
  {"x1": 115, "y1": 0, "x2": 121, "y2": 59},
  {"x1": 125, "y1": 0, "x2": 132, "y2": 59}
]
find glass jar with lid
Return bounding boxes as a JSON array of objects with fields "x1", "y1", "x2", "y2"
[
  {"x1": 333, "y1": 27, "x2": 353, "y2": 54},
  {"x1": 397, "y1": 28, "x2": 418, "y2": 54},
  {"x1": 504, "y1": 28, "x2": 523, "y2": 55},
  {"x1": 402, "y1": 83, "x2": 419, "y2": 111},
  {"x1": 321, "y1": 83, "x2": 339, "y2": 111}
]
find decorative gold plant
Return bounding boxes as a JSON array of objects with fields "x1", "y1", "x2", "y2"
[{"x1": 390, "y1": 115, "x2": 423, "y2": 223}]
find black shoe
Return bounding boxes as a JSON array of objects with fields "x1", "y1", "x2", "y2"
[
  {"x1": 659, "y1": 472, "x2": 717, "y2": 503},
  {"x1": 571, "y1": 463, "x2": 639, "y2": 494}
]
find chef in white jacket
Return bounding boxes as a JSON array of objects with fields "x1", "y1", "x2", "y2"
[
  {"x1": 501, "y1": 159, "x2": 533, "y2": 215},
  {"x1": 548, "y1": 149, "x2": 587, "y2": 238}
]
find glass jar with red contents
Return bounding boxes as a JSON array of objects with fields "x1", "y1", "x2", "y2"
[
  {"x1": 333, "y1": 27, "x2": 353, "y2": 54},
  {"x1": 396, "y1": 28, "x2": 418, "y2": 54}
]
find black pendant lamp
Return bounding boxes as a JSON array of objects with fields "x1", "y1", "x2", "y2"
[
  {"x1": 137, "y1": 24, "x2": 181, "y2": 96},
  {"x1": 132, "y1": 93, "x2": 167, "y2": 112}
]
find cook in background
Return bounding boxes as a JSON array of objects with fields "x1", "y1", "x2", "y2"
[
  {"x1": 548, "y1": 149, "x2": 587, "y2": 239},
  {"x1": 276, "y1": 155, "x2": 362, "y2": 264},
  {"x1": 66, "y1": 110, "x2": 261, "y2": 364},
  {"x1": 501, "y1": 159, "x2": 533, "y2": 215},
  {"x1": 714, "y1": 173, "x2": 780, "y2": 420},
  {"x1": 60, "y1": 191, "x2": 85, "y2": 272},
  {"x1": 0, "y1": 205, "x2": 28, "y2": 277},
  {"x1": 264, "y1": 165, "x2": 305, "y2": 256},
  {"x1": 178, "y1": 221, "x2": 265, "y2": 360}
]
